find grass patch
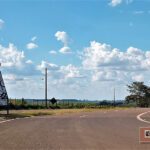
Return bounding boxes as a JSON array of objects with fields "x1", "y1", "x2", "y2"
[
  {"x1": 0, "y1": 113, "x2": 30, "y2": 119},
  {"x1": 0, "y1": 107, "x2": 132, "y2": 120}
]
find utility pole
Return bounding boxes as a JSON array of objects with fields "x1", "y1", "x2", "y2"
[
  {"x1": 114, "y1": 88, "x2": 116, "y2": 107},
  {"x1": 45, "y1": 68, "x2": 48, "y2": 108}
]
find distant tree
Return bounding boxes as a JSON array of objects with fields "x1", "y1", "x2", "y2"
[
  {"x1": 21, "y1": 98, "x2": 25, "y2": 106},
  {"x1": 126, "y1": 82, "x2": 150, "y2": 107},
  {"x1": 50, "y1": 97, "x2": 57, "y2": 105}
]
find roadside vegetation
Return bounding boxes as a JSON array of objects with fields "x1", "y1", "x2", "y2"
[
  {"x1": 126, "y1": 82, "x2": 150, "y2": 107},
  {"x1": 1, "y1": 81, "x2": 150, "y2": 120},
  {"x1": 0, "y1": 107, "x2": 131, "y2": 120},
  {"x1": 1, "y1": 98, "x2": 126, "y2": 110},
  {"x1": 0, "y1": 97, "x2": 131, "y2": 120}
]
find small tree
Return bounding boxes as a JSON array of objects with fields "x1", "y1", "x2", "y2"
[{"x1": 126, "y1": 82, "x2": 150, "y2": 107}]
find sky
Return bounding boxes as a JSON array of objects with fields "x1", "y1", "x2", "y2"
[{"x1": 0, "y1": 0, "x2": 150, "y2": 100}]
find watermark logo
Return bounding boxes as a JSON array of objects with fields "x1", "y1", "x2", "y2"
[{"x1": 139, "y1": 127, "x2": 150, "y2": 143}]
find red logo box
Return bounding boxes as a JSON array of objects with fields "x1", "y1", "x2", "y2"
[{"x1": 139, "y1": 127, "x2": 150, "y2": 143}]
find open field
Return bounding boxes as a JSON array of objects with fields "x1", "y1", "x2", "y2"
[{"x1": 0, "y1": 108, "x2": 150, "y2": 150}]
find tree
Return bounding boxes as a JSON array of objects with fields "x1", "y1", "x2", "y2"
[{"x1": 126, "y1": 82, "x2": 150, "y2": 107}]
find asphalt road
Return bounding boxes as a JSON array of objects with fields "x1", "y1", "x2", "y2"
[{"x1": 0, "y1": 108, "x2": 150, "y2": 150}]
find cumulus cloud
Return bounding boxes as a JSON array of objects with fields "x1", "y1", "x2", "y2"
[
  {"x1": 37, "y1": 61, "x2": 83, "y2": 85},
  {"x1": 0, "y1": 43, "x2": 25, "y2": 68},
  {"x1": 0, "y1": 43, "x2": 38, "y2": 77},
  {"x1": 0, "y1": 19, "x2": 4, "y2": 29},
  {"x1": 109, "y1": 0, "x2": 133, "y2": 7},
  {"x1": 60, "y1": 64, "x2": 83, "y2": 79},
  {"x1": 92, "y1": 70, "x2": 117, "y2": 82},
  {"x1": 55, "y1": 31, "x2": 69, "y2": 46},
  {"x1": 82, "y1": 41, "x2": 147, "y2": 70},
  {"x1": 59, "y1": 46, "x2": 71, "y2": 54},
  {"x1": 36, "y1": 61, "x2": 86, "y2": 97},
  {"x1": 81, "y1": 41, "x2": 150, "y2": 82},
  {"x1": 37, "y1": 61, "x2": 59, "y2": 73},
  {"x1": 26, "y1": 42, "x2": 38, "y2": 50},
  {"x1": 26, "y1": 60, "x2": 33, "y2": 64},
  {"x1": 109, "y1": 0, "x2": 123, "y2": 7},
  {"x1": 55, "y1": 31, "x2": 72, "y2": 54},
  {"x1": 49, "y1": 50, "x2": 57, "y2": 54},
  {"x1": 1, "y1": 39, "x2": 149, "y2": 100}
]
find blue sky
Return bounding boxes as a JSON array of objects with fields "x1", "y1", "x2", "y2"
[{"x1": 0, "y1": 0, "x2": 150, "y2": 100}]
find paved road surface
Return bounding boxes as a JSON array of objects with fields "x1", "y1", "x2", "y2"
[{"x1": 0, "y1": 108, "x2": 150, "y2": 150}]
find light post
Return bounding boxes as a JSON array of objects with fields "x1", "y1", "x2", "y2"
[{"x1": 45, "y1": 68, "x2": 48, "y2": 108}]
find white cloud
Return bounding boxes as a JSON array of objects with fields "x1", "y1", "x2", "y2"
[
  {"x1": 55, "y1": 31, "x2": 69, "y2": 46},
  {"x1": 2, "y1": 40, "x2": 150, "y2": 100},
  {"x1": 49, "y1": 50, "x2": 57, "y2": 54},
  {"x1": 60, "y1": 64, "x2": 83, "y2": 79},
  {"x1": 0, "y1": 43, "x2": 25, "y2": 68},
  {"x1": 109, "y1": 0, "x2": 133, "y2": 7},
  {"x1": 36, "y1": 61, "x2": 86, "y2": 98},
  {"x1": 26, "y1": 60, "x2": 33, "y2": 64},
  {"x1": 37, "y1": 61, "x2": 83, "y2": 85},
  {"x1": 109, "y1": 0, "x2": 122, "y2": 7},
  {"x1": 132, "y1": 74, "x2": 144, "y2": 82},
  {"x1": 37, "y1": 61, "x2": 59, "y2": 74},
  {"x1": 0, "y1": 43, "x2": 38, "y2": 77},
  {"x1": 31, "y1": 36, "x2": 37, "y2": 42},
  {"x1": 92, "y1": 70, "x2": 117, "y2": 81},
  {"x1": 81, "y1": 41, "x2": 150, "y2": 84},
  {"x1": 55, "y1": 31, "x2": 72, "y2": 54},
  {"x1": 26, "y1": 42, "x2": 38, "y2": 50},
  {"x1": 59, "y1": 46, "x2": 71, "y2": 54},
  {"x1": 0, "y1": 19, "x2": 4, "y2": 29},
  {"x1": 82, "y1": 41, "x2": 147, "y2": 71}
]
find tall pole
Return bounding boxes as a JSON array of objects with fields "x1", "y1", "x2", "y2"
[
  {"x1": 114, "y1": 88, "x2": 116, "y2": 107},
  {"x1": 7, "y1": 97, "x2": 9, "y2": 115},
  {"x1": 45, "y1": 68, "x2": 48, "y2": 108}
]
